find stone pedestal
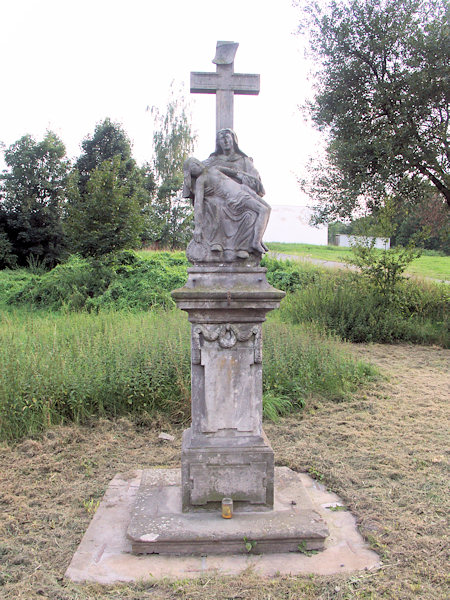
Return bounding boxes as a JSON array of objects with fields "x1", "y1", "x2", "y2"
[
  {"x1": 181, "y1": 428, "x2": 274, "y2": 510},
  {"x1": 171, "y1": 265, "x2": 285, "y2": 512},
  {"x1": 126, "y1": 264, "x2": 330, "y2": 555}
]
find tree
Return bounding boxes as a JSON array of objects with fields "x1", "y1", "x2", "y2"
[
  {"x1": 0, "y1": 228, "x2": 17, "y2": 268},
  {"x1": 74, "y1": 117, "x2": 144, "y2": 197},
  {"x1": 65, "y1": 156, "x2": 144, "y2": 257},
  {"x1": 0, "y1": 132, "x2": 69, "y2": 267},
  {"x1": 66, "y1": 118, "x2": 153, "y2": 256},
  {"x1": 147, "y1": 88, "x2": 196, "y2": 248},
  {"x1": 298, "y1": 0, "x2": 449, "y2": 223},
  {"x1": 390, "y1": 184, "x2": 450, "y2": 252}
]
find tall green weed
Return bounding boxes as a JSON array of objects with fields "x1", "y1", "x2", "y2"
[
  {"x1": 0, "y1": 310, "x2": 191, "y2": 440},
  {"x1": 262, "y1": 320, "x2": 376, "y2": 419},
  {"x1": 263, "y1": 256, "x2": 448, "y2": 346},
  {"x1": 0, "y1": 309, "x2": 375, "y2": 441},
  {"x1": 278, "y1": 275, "x2": 448, "y2": 346}
]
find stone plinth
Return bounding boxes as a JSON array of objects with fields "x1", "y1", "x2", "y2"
[
  {"x1": 127, "y1": 467, "x2": 328, "y2": 555},
  {"x1": 66, "y1": 467, "x2": 381, "y2": 582},
  {"x1": 171, "y1": 265, "x2": 285, "y2": 511},
  {"x1": 181, "y1": 427, "x2": 274, "y2": 510}
]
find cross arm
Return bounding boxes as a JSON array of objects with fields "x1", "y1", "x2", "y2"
[
  {"x1": 231, "y1": 73, "x2": 260, "y2": 95},
  {"x1": 191, "y1": 72, "x2": 220, "y2": 94},
  {"x1": 191, "y1": 72, "x2": 260, "y2": 95}
]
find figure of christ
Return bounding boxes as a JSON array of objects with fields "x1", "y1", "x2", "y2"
[
  {"x1": 183, "y1": 157, "x2": 270, "y2": 260},
  {"x1": 203, "y1": 128, "x2": 265, "y2": 198}
]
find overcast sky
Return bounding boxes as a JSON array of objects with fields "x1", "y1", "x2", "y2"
[{"x1": 0, "y1": 0, "x2": 323, "y2": 206}]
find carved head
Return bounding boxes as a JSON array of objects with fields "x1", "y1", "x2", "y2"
[
  {"x1": 183, "y1": 157, "x2": 205, "y2": 199},
  {"x1": 212, "y1": 129, "x2": 248, "y2": 157}
]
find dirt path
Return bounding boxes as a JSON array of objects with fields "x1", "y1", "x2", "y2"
[
  {"x1": 269, "y1": 250, "x2": 355, "y2": 271},
  {"x1": 0, "y1": 344, "x2": 448, "y2": 599}
]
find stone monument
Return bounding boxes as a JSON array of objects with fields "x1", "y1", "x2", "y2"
[{"x1": 127, "y1": 42, "x2": 329, "y2": 554}]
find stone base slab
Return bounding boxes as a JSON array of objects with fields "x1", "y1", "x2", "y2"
[
  {"x1": 127, "y1": 467, "x2": 326, "y2": 554},
  {"x1": 65, "y1": 467, "x2": 382, "y2": 584}
]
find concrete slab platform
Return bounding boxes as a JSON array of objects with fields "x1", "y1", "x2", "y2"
[
  {"x1": 65, "y1": 467, "x2": 381, "y2": 584},
  {"x1": 127, "y1": 467, "x2": 328, "y2": 554}
]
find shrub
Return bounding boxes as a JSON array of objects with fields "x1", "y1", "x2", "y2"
[
  {"x1": 279, "y1": 274, "x2": 449, "y2": 346},
  {"x1": 347, "y1": 241, "x2": 421, "y2": 300},
  {"x1": 262, "y1": 252, "x2": 449, "y2": 346},
  {"x1": 0, "y1": 268, "x2": 35, "y2": 306},
  {"x1": 7, "y1": 251, "x2": 189, "y2": 312},
  {"x1": 262, "y1": 255, "x2": 324, "y2": 292},
  {"x1": 9, "y1": 255, "x2": 114, "y2": 311}
]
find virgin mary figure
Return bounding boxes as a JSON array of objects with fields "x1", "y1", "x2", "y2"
[{"x1": 183, "y1": 130, "x2": 270, "y2": 264}]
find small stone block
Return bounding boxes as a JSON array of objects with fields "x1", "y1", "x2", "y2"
[
  {"x1": 158, "y1": 432, "x2": 175, "y2": 442},
  {"x1": 181, "y1": 428, "x2": 275, "y2": 511}
]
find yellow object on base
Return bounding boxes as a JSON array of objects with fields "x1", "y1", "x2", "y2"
[{"x1": 221, "y1": 497, "x2": 233, "y2": 519}]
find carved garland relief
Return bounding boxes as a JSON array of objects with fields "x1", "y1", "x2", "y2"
[{"x1": 192, "y1": 323, "x2": 262, "y2": 365}]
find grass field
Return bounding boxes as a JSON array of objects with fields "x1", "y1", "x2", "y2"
[
  {"x1": 0, "y1": 342, "x2": 448, "y2": 599},
  {"x1": 0, "y1": 250, "x2": 448, "y2": 597},
  {"x1": 266, "y1": 242, "x2": 450, "y2": 281},
  {"x1": 0, "y1": 307, "x2": 376, "y2": 441}
]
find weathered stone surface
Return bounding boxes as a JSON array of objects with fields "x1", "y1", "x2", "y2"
[
  {"x1": 183, "y1": 130, "x2": 269, "y2": 266},
  {"x1": 190, "y1": 41, "x2": 260, "y2": 132},
  {"x1": 65, "y1": 468, "x2": 381, "y2": 583},
  {"x1": 172, "y1": 265, "x2": 284, "y2": 511},
  {"x1": 172, "y1": 44, "x2": 322, "y2": 537},
  {"x1": 191, "y1": 324, "x2": 261, "y2": 433},
  {"x1": 181, "y1": 428, "x2": 274, "y2": 510},
  {"x1": 171, "y1": 265, "x2": 285, "y2": 321},
  {"x1": 158, "y1": 432, "x2": 175, "y2": 442},
  {"x1": 184, "y1": 174, "x2": 268, "y2": 266},
  {"x1": 127, "y1": 467, "x2": 328, "y2": 555}
]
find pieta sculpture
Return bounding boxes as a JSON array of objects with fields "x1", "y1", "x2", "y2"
[{"x1": 183, "y1": 128, "x2": 270, "y2": 265}]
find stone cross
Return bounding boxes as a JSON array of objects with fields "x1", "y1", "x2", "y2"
[
  {"x1": 125, "y1": 41, "x2": 329, "y2": 557},
  {"x1": 190, "y1": 41, "x2": 260, "y2": 132}
]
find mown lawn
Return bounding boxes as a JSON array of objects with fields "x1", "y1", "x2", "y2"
[{"x1": 267, "y1": 242, "x2": 450, "y2": 281}]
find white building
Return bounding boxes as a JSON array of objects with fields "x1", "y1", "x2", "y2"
[
  {"x1": 264, "y1": 205, "x2": 327, "y2": 245},
  {"x1": 335, "y1": 235, "x2": 390, "y2": 249}
]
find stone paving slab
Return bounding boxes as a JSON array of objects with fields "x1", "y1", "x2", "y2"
[{"x1": 65, "y1": 467, "x2": 381, "y2": 584}]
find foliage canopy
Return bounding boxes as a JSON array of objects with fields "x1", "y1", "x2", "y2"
[
  {"x1": 65, "y1": 156, "x2": 144, "y2": 257},
  {"x1": 298, "y1": 0, "x2": 449, "y2": 222},
  {"x1": 74, "y1": 117, "x2": 146, "y2": 197},
  {"x1": 0, "y1": 132, "x2": 69, "y2": 267},
  {"x1": 65, "y1": 118, "x2": 153, "y2": 257},
  {"x1": 147, "y1": 88, "x2": 196, "y2": 248}
]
